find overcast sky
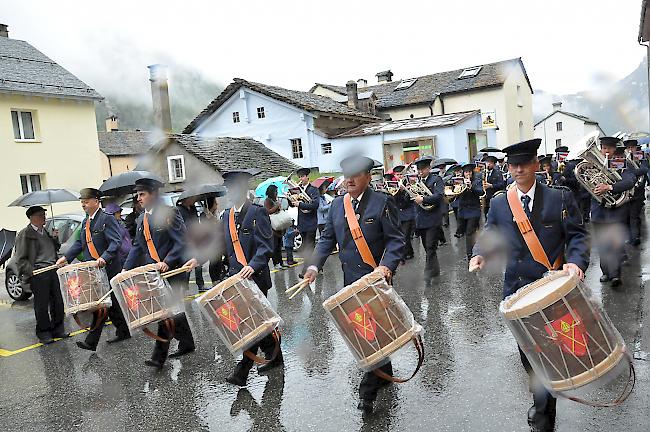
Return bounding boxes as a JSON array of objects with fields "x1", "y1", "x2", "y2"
[{"x1": 1, "y1": 0, "x2": 647, "y2": 98}]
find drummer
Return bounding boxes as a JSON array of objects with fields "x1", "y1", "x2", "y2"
[
  {"x1": 56, "y1": 188, "x2": 131, "y2": 350},
  {"x1": 303, "y1": 155, "x2": 404, "y2": 414},
  {"x1": 122, "y1": 178, "x2": 196, "y2": 369},
  {"x1": 470, "y1": 138, "x2": 590, "y2": 432}
]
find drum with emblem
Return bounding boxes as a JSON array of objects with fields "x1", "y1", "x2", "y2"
[
  {"x1": 500, "y1": 270, "x2": 634, "y2": 403},
  {"x1": 196, "y1": 274, "x2": 282, "y2": 356},
  {"x1": 322, "y1": 270, "x2": 424, "y2": 372},
  {"x1": 110, "y1": 264, "x2": 182, "y2": 333},
  {"x1": 57, "y1": 261, "x2": 111, "y2": 315}
]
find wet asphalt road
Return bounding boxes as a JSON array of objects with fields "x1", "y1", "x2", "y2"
[{"x1": 0, "y1": 215, "x2": 648, "y2": 432}]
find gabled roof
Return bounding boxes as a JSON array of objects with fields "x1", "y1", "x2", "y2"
[
  {"x1": 312, "y1": 58, "x2": 532, "y2": 109},
  {"x1": 534, "y1": 110, "x2": 600, "y2": 127},
  {"x1": 153, "y1": 134, "x2": 299, "y2": 180},
  {"x1": 183, "y1": 78, "x2": 378, "y2": 133},
  {"x1": 0, "y1": 36, "x2": 102, "y2": 100},
  {"x1": 98, "y1": 131, "x2": 154, "y2": 156},
  {"x1": 335, "y1": 110, "x2": 480, "y2": 138}
]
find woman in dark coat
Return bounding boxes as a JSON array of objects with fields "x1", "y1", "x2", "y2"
[{"x1": 264, "y1": 185, "x2": 287, "y2": 269}]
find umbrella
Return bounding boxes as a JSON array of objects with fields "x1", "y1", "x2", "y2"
[
  {"x1": 433, "y1": 158, "x2": 458, "y2": 166},
  {"x1": 0, "y1": 229, "x2": 16, "y2": 267},
  {"x1": 99, "y1": 170, "x2": 163, "y2": 197},
  {"x1": 311, "y1": 176, "x2": 334, "y2": 189},
  {"x1": 9, "y1": 189, "x2": 80, "y2": 215},
  {"x1": 479, "y1": 146, "x2": 501, "y2": 153},
  {"x1": 177, "y1": 184, "x2": 227, "y2": 201},
  {"x1": 254, "y1": 176, "x2": 289, "y2": 198}
]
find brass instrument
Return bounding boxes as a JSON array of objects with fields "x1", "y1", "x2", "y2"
[
  {"x1": 535, "y1": 171, "x2": 552, "y2": 186},
  {"x1": 573, "y1": 132, "x2": 631, "y2": 208},
  {"x1": 444, "y1": 177, "x2": 468, "y2": 202},
  {"x1": 283, "y1": 171, "x2": 312, "y2": 208},
  {"x1": 625, "y1": 151, "x2": 644, "y2": 194},
  {"x1": 400, "y1": 163, "x2": 435, "y2": 210}
]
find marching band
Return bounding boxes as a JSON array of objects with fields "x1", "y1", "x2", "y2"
[{"x1": 16, "y1": 131, "x2": 649, "y2": 432}]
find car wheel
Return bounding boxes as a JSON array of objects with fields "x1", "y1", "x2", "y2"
[
  {"x1": 293, "y1": 232, "x2": 303, "y2": 251},
  {"x1": 5, "y1": 270, "x2": 29, "y2": 301}
]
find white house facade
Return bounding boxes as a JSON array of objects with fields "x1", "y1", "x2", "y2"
[{"x1": 534, "y1": 102, "x2": 605, "y2": 154}]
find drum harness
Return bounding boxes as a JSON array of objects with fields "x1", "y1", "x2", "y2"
[{"x1": 343, "y1": 193, "x2": 424, "y2": 383}]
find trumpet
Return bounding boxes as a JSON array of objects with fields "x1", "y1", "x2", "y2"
[
  {"x1": 283, "y1": 171, "x2": 312, "y2": 207},
  {"x1": 400, "y1": 163, "x2": 435, "y2": 210},
  {"x1": 444, "y1": 177, "x2": 468, "y2": 202}
]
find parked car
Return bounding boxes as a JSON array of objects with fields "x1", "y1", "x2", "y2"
[
  {"x1": 4, "y1": 213, "x2": 84, "y2": 301},
  {"x1": 118, "y1": 191, "x2": 183, "y2": 217}
]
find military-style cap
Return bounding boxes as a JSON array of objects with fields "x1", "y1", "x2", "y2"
[
  {"x1": 623, "y1": 139, "x2": 639, "y2": 147},
  {"x1": 502, "y1": 139, "x2": 542, "y2": 164},
  {"x1": 555, "y1": 146, "x2": 569, "y2": 153},
  {"x1": 26, "y1": 205, "x2": 46, "y2": 218},
  {"x1": 134, "y1": 177, "x2": 164, "y2": 192},
  {"x1": 446, "y1": 164, "x2": 461, "y2": 174},
  {"x1": 413, "y1": 155, "x2": 434, "y2": 169},
  {"x1": 372, "y1": 159, "x2": 383, "y2": 169},
  {"x1": 389, "y1": 165, "x2": 406, "y2": 174},
  {"x1": 79, "y1": 188, "x2": 101, "y2": 200},
  {"x1": 484, "y1": 155, "x2": 497, "y2": 163},
  {"x1": 432, "y1": 168, "x2": 441, "y2": 175},
  {"x1": 296, "y1": 167, "x2": 311, "y2": 177},
  {"x1": 340, "y1": 155, "x2": 375, "y2": 177},
  {"x1": 222, "y1": 168, "x2": 262, "y2": 184},
  {"x1": 432, "y1": 160, "x2": 447, "y2": 169},
  {"x1": 539, "y1": 156, "x2": 552, "y2": 166},
  {"x1": 462, "y1": 162, "x2": 476, "y2": 171},
  {"x1": 599, "y1": 137, "x2": 621, "y2": 148}
]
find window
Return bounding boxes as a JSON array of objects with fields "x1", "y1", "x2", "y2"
[
  {"x1": 516, "y1": 85, "x2": 523, "y2": 107},
  {"x1": 167, "y1": 155, "x2": 186, "y2": 183},
  {"x1": 11, "y1": 110, "x2": 35, "y2": 140},
  {"x1": 556, "y1": 121, "x2": 563, "y2": 131},
  {"x1": 291, "y1": 138, "x2": 303, "y2": 159},
  {"x1": 257, "y1": 107, "x2": 265, "y2": 119},
  {"x1": 556, "y1": 139, "x2": 562, "y2": 147},
  {"x1": 518, "y1": 121, "x2": 524, "y2": 141},
  {"x1": 20, "y1": 174, "x2": 42, "y2": 194},
  {"x1": 232, "y1": 112, "x2": 240, "y2": 123},
  {"x1": 321, "y1": 142, "x2": 332, "y2": 154},
  {"x1": 458, "y1": 66, "x2": 482, "y2": 79},
  {"x1": 394, "y1": 78, "x2": 417, "y2": 90}
]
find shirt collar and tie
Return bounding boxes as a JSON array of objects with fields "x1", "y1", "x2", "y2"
[
  {"x1": 30, "y1": 224, "x2": 44, "y2": 235},
  {"x1": 516, "y1": 181, "x2": 536, "y2": 215},
  {"x1": 350, "y1": 192, "x2": 364, "y2": 212}
]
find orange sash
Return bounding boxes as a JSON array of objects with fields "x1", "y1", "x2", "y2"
[
  {"x1": 84, "y1": 218, "x2": 101, "y2": 260},
  {"x1": 229, "y1": 208, "x2": 248, "y2": 266},
  {"x1": 343, "y1": 194, "x2": 378, "y2": 269},
  {"x1": 143, "y1": 213, "x2": 162, "y2": 263},
  {"x1": 506, "y1": 187, "x2": 562, "y2": 270}
]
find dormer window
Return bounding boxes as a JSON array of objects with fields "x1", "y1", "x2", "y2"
[
  {"x1": 394, "y1": 78, "x2": 417, "y2": 91},
  {"x1": 458, "y1": 66, "x2": 482, "y2": 79}
]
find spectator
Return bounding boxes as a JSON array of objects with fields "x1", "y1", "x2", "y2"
[
  {"x1": 283, "y1": 224, "x2": 298, "y2": 266},
  {"x1": 264, "y1": 185, "x2": 287, "y2": 269},
  {"x1": 104, "y1": 202, "x2": 132, "y2": 266},
  {"x1": 317, "y1": 184, "x2": 331, "y2": 236},
  {"x1": 124, "y1": 196, "x2": 142, "y2": 245}
]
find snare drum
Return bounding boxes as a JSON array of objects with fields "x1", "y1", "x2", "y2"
[
  {"x1": 196, "y1": 274, "x2": 282, "y2": 357},
  {"x1": 500, "y1": 271, "x2": 633, "y2": 401},
  {"x1": 110, "y1": 264, "x2": 182, "y2": 333},
  {"x1": 322, "y1": 270, "x2": 423, "y2": 374},
  {"x1": 57, "y1": 261, "x2": 111, "y2": 315}
]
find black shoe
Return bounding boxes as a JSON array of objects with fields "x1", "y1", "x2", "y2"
[
  {"x1": 106, "y1": 334, "x2": 131, "y2": 344},
  {"x1": 599, "y1": 275, "x2": 611, "y2": 283},
  {"x1": 257, "y1": 355, "x2": 284, "y2": 373},
  {"x1": 610, "y1": 277, "x2": 622, "y2": 288},
  {"x1": 145, "y1": 359, "x2": 164, "y2": 369},
  {"x1": 226, "y1": 373, "x2": 247, "y2": 387},
  {"x1": 38, "y1": 336, "x2": 54, "y2": 345},
  {"x1": 76, "y1": 341, "x2": 97, "y2": 351},
  {"x1": 286, "y1": 260, "x2": 298, "y2": 266},
  {"x1": 168, "y1": 346, "x2": 195, "y2": 358},
  {"x1": 527, "y1": 405, "x2": 554, "y2": 432},
  {"x1": 357, "y1": 399, "x2": 374, "y2": 414}
]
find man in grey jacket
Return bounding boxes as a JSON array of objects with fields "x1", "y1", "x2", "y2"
[{"x1": 14, "y1": 206, "x2": 66, "y2": 344}]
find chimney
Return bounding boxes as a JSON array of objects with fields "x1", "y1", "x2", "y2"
[
  {"x1": 552, "y1": 101, "x2": 562, "y2": 111},
  {"x1": 357, "y1": 78, "x2": 367, "y2": 88},
  {"x1": 105, "y1": 115, "x2": 119, "y2": 132},
  {"x1": 148, "y1": 64, "x2": 172, "y2": 133},
  {"x1": 0, "y1": 24, "x2": 8, "y2": 38},
  {"x1": 346, "y1": 80, "x2": 359, "y2": 110},
  {"x1": 376, "y1": 70, "x2": 393, "y2": 83}
]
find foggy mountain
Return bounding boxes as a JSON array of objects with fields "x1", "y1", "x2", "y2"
[{"x1": 533, "y1": 56, "x2": 649, "y2": 135}]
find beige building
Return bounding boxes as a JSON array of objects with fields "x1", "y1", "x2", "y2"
[
  {"x1": 311, "y1": 58, "x2": 534, "y2": 149},
  {"x1": 0, "y1": 24, "x2": 104, "y2": 229},
  {"x1": 98, "y1": 116, "x2": 153, "y2": 178}
]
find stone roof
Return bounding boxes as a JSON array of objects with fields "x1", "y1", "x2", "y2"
[
  {"x1": 0, "y1": 36, "x2": 102, "y2": 100},
  {"x1": 534, "y1": 110, "x2": 600, "y2": 127},
  {"x1": 183, "y1": 78, "x2": 378, "y2": 133},
  {"x1": 98, "y1": 130, "x2": 154, "y2": 156},
  {"x1": 157, "y1": 134, "x2": 299, "y2": 180},
  {"x1": 312, "y1": 58, "x2": 532, "y2": 109},
  {"x1": 335, "y1": 110, "x2": 480, "y2": 138}
]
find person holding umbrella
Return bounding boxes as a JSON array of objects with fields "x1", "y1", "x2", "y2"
[
  {"x1": 14, "y1": 206, "x2": 67, "y2": 344},
  {"x1": 56, "y1": 188, "x2": 131, "y2": 350},
  {"x1": 264, "y1": 184, "x2": 287, "y2": 269}
]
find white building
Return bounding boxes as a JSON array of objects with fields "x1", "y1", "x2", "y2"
[{"x1": 534, "y1": 102, "x2": 604, "y2": 154}]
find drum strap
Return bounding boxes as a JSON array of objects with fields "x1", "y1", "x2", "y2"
[
  {"x1": 373, "y1": 334, "x2": 425, "y2": 383},
  {"x1": 143, "y1": 214, "x2": 162, "y2": 263},
  {"x1": 142, "y1": 318, "x2": 175, "y2": 343},
  {"x1": 343, "y1": 194, "x2": 378, "y2": 269},
  {"x1": 506, "y1": 187, "x2": 562, "y2": 271},
  {"x1": 243, "y1": 329, "x2": 281, "y2": 365},
  {"x1": 73, "y1": 307, "x2": 108, "y2": 332},
  {"x1": 229, "y1": 208, "x2": 248, "y2": 267},
  {"x1": 85, "y1": 218, "x2": 101, "y2": 260}
]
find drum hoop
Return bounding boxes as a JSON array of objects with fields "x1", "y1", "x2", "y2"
[
  {"x1": 549, "y1": 344, "x2": 626, "y2": 392},
  {"x1": 196, "y1": 274, "x2": 243, "y2": 305},
  {"x1": 322, "y1": 271, "x2": 385, "y2": 309},
  {"x1": 501, "y1": 271, "x2": 579, "y2": 319},
  {"x1": 56, "y1": 260, "x2": 100, "y2": 275},
  {"x1": 111, "y1": 263, "x2": 160, "y2": 284}
]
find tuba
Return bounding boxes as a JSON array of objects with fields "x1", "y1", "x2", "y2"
[
  {"x1": 572, "y1": 132, "x2": 631, "y2": 208},
  {"x1": 400, "y1": 163, "x2": 435, "y2": 210}
]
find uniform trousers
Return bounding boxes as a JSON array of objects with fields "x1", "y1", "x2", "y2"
[
  {"x1": 85, "y1": 291, "x2": 130, "y2": 348},
  {"x1": 593, "y1": 222, "x2": 627, "y2": 279},
  {"x1": 30, "y1": 271, "x2": 65, "y2": 338},
  {"x1": 359, "y1": 362, "x2": 393, "y2": 401},
  {"x1": 400, "y1": 219, "x2": 415, "y2": 258},
  {"x1": 418, "y1": 226, "x2": 441, "y2": 277}
]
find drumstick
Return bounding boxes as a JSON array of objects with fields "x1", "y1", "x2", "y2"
[
  {"x1": 161, "y1": 265, "x2": 194, "y2": 279},
  {"x1": 285, "y1": 279, "x2": 309, "y2": 294},
  {"x1": 32, "y1": 263, "x2": 60, "y2": 276},
  {"x1": 287, "y1": 280, "x2": 311, "y2": 300},
  {"x1": 96, "y1": 287, "x2": 115, "y2": 304}
]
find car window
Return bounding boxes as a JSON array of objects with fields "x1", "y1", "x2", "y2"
[{"x1": 62, "y1": 221, "x2": 81, "y2": 244}]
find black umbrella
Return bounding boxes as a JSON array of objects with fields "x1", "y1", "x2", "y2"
[
  {"x1": 177, "y1": 184, "x2": 227, "y2": 201},
  {"x1": 434, "y1": 158, "x2": 458, "y2": 166},
  {"x1": 99, "y1": 170, "x2": 163, "y2": 197},
  {"x1": 0, "y1": 229, "x2": 16, "y2": 267},
  {"x1": 9, "y1": 189, "x2": 80, "y2": 215},
  {"x1": 479, "y1": 146, "x2": 501, "y2": 153}
]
